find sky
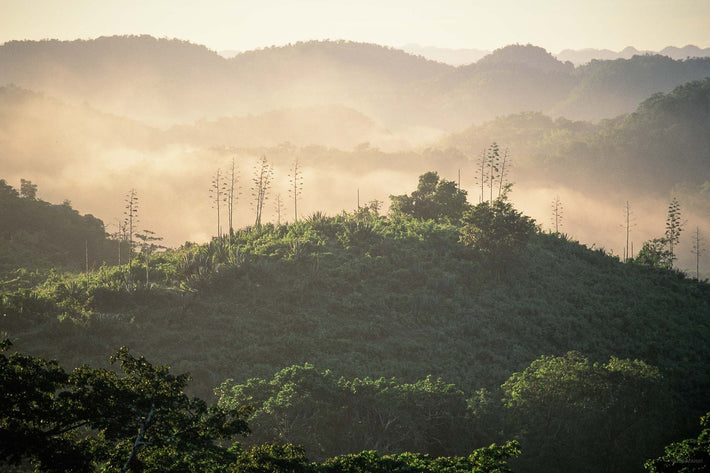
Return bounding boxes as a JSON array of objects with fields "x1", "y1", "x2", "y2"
[{"x1": 1, "y1": 0, "x2": 709, "y2": 53}]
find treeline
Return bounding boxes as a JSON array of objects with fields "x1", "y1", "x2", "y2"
[
  {"x1": 0, "y1": 341, "x2": 520, "y2": 473},
  {"x1": 216, "y1": 354, "x2": 675, "y2": 472},
  {"x1": 2, "y1": 343, "x2": 708, "y2": 473}
]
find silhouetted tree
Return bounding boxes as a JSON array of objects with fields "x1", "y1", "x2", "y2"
[
  {"x1": 691, "y1": 227, "x2": 704, "y2": 280},
  {"x1": 123, "y1": 189, "x2": 139, "y2": 269},
  {"x1": 20, "y1": 178, "x2": 37, "y2": 200},
  {"x1": 227, "y1": 158, "x2": 239, "y2": 241},
  {"x1": 210, "y1": 168, "x2": 227, "y2": 238},
  {"x1": 390, "y1": 171, "x2": 469, "y2": 221},
  {"x1": 252, "y1": 156, "x2": 274, "y2": 227},
  {"x1": 665, "y1": 197, "x2": 684, "y2": 267},
  {"x1": 551, "y1": 195, "x2": 564, "y2": 234},
  {"x1": 289, "y1": 157, "x2": 303, "y2": 222}
]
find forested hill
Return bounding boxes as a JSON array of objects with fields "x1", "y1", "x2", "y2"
[
  {"x1": 0, "y1": 179, "x2": 118, "y2": 272},
  {"x1": 442, "y1": 77, "x2": 710, "y2": 194},
  {"x1": 2, "y1": 179, "x2": 708, "y2": 471},
  {"x1": 2, "y1": 36, "x2": 710, "y2": 129}
]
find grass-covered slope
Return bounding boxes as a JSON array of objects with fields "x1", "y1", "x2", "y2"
[{"x1": 2, "y1": 208, "x2": 708, "y2": 412}]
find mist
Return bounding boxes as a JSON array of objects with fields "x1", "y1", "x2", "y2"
[{"x1": 1, "y1": 36, "x2": 708, "y2": 278}]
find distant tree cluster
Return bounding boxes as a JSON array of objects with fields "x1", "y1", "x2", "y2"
[{"x1": 389, "y1": 171, "x2": 469, "y2": 221}]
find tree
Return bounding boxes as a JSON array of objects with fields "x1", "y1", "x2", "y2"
[
  {"x1": 123, "y1": 189, "x2": 139, "y2": 269},
  {"x1": 135, "y1": 229, "x2": 166, "y2": 285},
  {"x1": 289, "y1": 157, "x2": 303, "y2": 222},
  {"x1": 0, "y1": 339, "x2": 94, "y2": 473},
  {"x1": 459, "y1": 198, "x2": 537, "y2": 276},
  {"x1": 551, "y1": 195, "x2": 564, "y2": 234},
  {"x1": 0, "y1": 340, "x2": 251, "y2": 473},
  {"x1": 644, "y1": 412, "x2": 710, "y2": 473},
  {"x1": 636, "y1": 238, "x2": 674, "y2": 269},
  {"x1": 252, "y1": 156, "x2": 274, "y2": 227},
  {"x1": 20, "y1": 178, "x2": 37, "y2": 200},
  {"x1": 691, "y1": 227, "x2": 704, "y2": 280},
  {"x1": 502, "y1": 352, "x2": 672, "y2": 473},
  {"x1": 389, "y1": 171, "x2": 469, "y2": 221},
  {"x1": 622, "y1": 201, "x2": 637, "y2": 262},
  {"x1": 227, "y1": 158, "x2": 239, "y2": 242},
  {"x1": 665, "y1": 197, "x2": 684, "y2": 267},
  {"x1": 210, "y1": 169, "x2": 226, "y2": 238},
  {"x1": 497, "y1": 148, "x2": 511, "y2": 199}
]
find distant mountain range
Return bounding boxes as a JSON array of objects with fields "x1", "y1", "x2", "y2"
[
  {"x1": 400, "y1": 44, "x2": 710, "y2": 66},
  {"x1": 557, "y1": 45, "x2": 710, "y2": 65},
  {"x1": 2, "y1": 36, "x2": 710, "y2": 132}
]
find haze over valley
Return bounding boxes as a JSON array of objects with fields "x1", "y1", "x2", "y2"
[
  {"x1": 1, "y1": 36, "x2": 708, "y2": 273},
  {"x1": 1, "y1": 2, "x2": 710, "y2": 471}
]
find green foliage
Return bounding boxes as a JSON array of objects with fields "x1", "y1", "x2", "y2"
[
  {"x1": 502, "y1": 351, "x2": 673, "y2": 473},
  {"x1": 3, "y1": 178, "x2": 710, "y2": 472},
  {"x1": 0, "y1": 340, "x2": 250, "y2": 473},
  {"x1": 389, "y1": 171, "x2": 470, "y2": 221},
  {"x1": 636, "y1": 237, "x2": 675, "y2": 269},
  {"x1": 645, "y1": 412, "x2": 710, "y2": 473},
  {"x1": 0, "y1": 179, "x2": 121, "y2": 272},
  {"x1": 459, "y1": 199, "x2": 537, "y2": 275},
  {"x1": 319, "y1": 441, "x2": 520, "y2": 473},
  {"x1": 217, "y1": 364, "x2": 473, "y2": 460}
]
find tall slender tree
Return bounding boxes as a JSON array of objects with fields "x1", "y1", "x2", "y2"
[
  {"x1": 622, "y1": 201, "x2": 637, "y2": 262},
  {"x1": 691, "y1": 227, "x2": 704, "y2": 280},
  {"x1": 486, "y1": 143, "x2": 501, "y2": 203},
  {"x1": 497, "y1": 148, "x2": 511, "y2": 200},
  {"x1": 123, "y1": 189, "x2": 139, "y2": 269},
  {"x1": 551, "y1": 195, "x2": 564, "y2": 234},
  {"x1": 252, "y1": 156, "x2": 273, "y2": 227},
  {"x1": 227, "y1": 158, "x2": 239, "y2": 241},
  {"x1": 210, "y1": 169, "x2": 227, "y2": 238},
  {"x1": 288, "y1": 157, "x2": 303, "y2": 222},
  {"x1": 665, "y1": 197, "x2": 684, "y2": 267}
]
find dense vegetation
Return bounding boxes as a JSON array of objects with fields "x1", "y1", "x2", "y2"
[
  {"x1": 0, "y1": 179, "x2": 119, "y2": 272},
  {"x1": 1, "y1": 341, "x2": 520, "y2": 473},
  {"x1": 1, "y1": 172, "x2": 708, "y2": 471}
]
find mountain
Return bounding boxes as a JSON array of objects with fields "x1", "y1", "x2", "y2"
[
  {"x1": 557, "y1": 45, "x2": 710, "y2": 65},
  {"x1": 0, "y1": 36, "x2": 453, "y2": 127},
  {"x1": 445, "y1": 77, "x2": 710, "y2": 192},
  {"x1": 2, "y1": 36, "x2": 710, "y2": 132}
]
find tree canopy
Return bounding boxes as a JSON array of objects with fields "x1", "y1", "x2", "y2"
[{"x1": 389, "y1": 171, "x2": 470, "y2": 221}]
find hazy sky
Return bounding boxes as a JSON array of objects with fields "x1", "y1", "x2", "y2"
[{"x1": 1, "y1": 0, "x2": 708, "y2": 53}]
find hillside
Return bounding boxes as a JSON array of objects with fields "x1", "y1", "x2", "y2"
[
  {"x1": 2, "y1": 36, "x2": 710, "y2": 131},
  {"x1": 443, "y1": 78, "x2": 710, "y2": 193},
  {"x1": 1, "y1": 182, "x2": 708, "y2": 471},
  {"x1": 0, "y1": 179, "x2": 119, "y2": 273}
]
